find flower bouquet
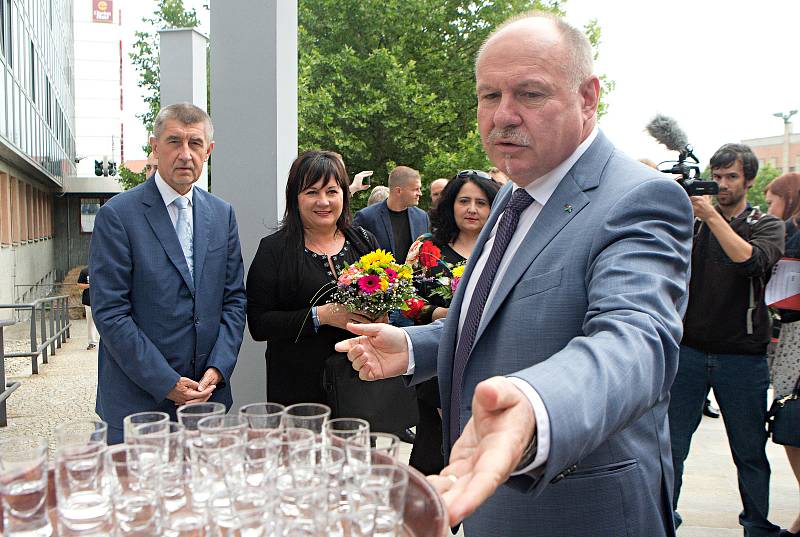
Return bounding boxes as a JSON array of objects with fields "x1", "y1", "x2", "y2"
[
  {"x1": 328, "y1": 249, "x2": 418, "y2": 319},
  {"x1": 402, "y1": 235, "x2": 467, "y2": 320}
]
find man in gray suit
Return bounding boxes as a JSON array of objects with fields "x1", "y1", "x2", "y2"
[{"x1": 336, "y1": 11, "x2": 693, "y2": 536}]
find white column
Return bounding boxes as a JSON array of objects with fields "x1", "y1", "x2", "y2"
[
  {"x1": 159, "y1": 28, "x2": 210, "y2": 190},
  {"x1": 210, "y1": 1, "x2": 298, "y2": 409}
]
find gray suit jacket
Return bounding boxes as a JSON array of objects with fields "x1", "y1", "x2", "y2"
[{"x1": 407, "y1": 132, "x2": 693, "y2": 536}]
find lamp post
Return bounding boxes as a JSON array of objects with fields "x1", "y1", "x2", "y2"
[{"x1": 773, "y1": 110, "x2": 798, "y2": 174}]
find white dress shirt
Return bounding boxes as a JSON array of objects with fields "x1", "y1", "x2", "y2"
[
  {"x1": 406, "y1": 127, "x2": 599, "y2": 474},
  {"x1": 154, "y1": 171, "x2": 194, "y2": 228}
]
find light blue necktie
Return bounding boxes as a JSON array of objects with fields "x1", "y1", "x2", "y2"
[{"x1": 172, "y1": 196, "x2": 194, "y2": 277}]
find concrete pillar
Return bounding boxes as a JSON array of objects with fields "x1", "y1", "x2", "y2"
[
  {"x1": 210, "y1": 1, "x2": 298, "y2": 410},
  {"x1": 159, "y1": 28, "x2": 210, "y2": 190}
]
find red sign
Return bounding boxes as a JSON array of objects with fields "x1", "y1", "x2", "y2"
[{"x1": 92, "y1": 0, "x2": 113, "y2": 23}]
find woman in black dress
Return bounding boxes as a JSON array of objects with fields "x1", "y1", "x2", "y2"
[
  {"x1": 246, "y1": 151, "x2": 380, "y2": 405},
  {"x1": 406, "y1": 170, "x2": 500, "y2": 475}
]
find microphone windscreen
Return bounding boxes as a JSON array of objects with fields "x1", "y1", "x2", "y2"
[{"x1": 646, "y1": 114, "x2": 689, "y2": 151}]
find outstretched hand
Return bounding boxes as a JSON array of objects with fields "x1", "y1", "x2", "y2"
[
  {"x1": 427, "y1": 377, "x2": 536, "y2": 526},
  {"x1": 334, "y1": 322, "x2": 410, "y2": 380}
]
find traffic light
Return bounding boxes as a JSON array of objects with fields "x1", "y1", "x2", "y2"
[
  {"x1": 108, "y1": 161, "x2": 117, "y2": 176},
  {"x1": 94, "y1": 160, "x2": 103, "y2": 176}
]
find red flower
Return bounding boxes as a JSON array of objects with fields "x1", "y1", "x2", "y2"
[
  {"x1": 403, "y1": 297, "x2": 426, "y2": 319},
  {"x1": 385, "y1": 268, "x2": 398, "y2": 282},
  {"x1": 419, "y1": 241, "x2": 441, "y2": 269},
  {"x1": 358, "y1": 274, "x2": 381, "y2": 294}
]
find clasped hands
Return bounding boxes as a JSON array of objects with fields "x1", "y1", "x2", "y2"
[
  {"x1": 166, "y1": 367, "x2": 222, "y2": 406},
  {"x1": 334, "y1": 322, "x2": 537, "y2": 526}
]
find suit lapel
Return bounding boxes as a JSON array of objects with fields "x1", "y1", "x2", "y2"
[
  {"x1": 470, "y1": 132, "x2": 614, "y2": 346},
  {"x1": 142, "y1": 179, "x2": 196, "y2": 294},
  {"x1": 192, "y1": 189, "x2": 211, "y2": 285},
  {"x1": 473, "y1": 175, "x2": 589, "y2": 344}
]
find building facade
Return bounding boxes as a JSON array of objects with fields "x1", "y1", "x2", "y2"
[
  {"x1": 0, "y1": 0, "x2": 77, "y2": 313},
  {"x1": 742, "y1": 131, "x2": 800, "y2": 173}
]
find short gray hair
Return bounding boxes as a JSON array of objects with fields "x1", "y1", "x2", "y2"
[
  {"x1": 367, "y1": 185, "x2": 390, "y2": 206},
  {"x1": 152, "y1": 102, "x2": 214, "y2": 142},
  {"x1": 476, "y1": 11, "x2": 593, "y2": 90}
]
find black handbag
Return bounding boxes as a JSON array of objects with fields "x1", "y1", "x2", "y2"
[
  {"x1": 322, "y1": 352, "x2": 419, "y2": 434},
  {"x1": 768, "y1": 374, "x2": 800, "y2": 447}
]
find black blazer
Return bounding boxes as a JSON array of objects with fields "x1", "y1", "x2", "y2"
[{"x1": 246, "y1": 226, "x2": 379, "y2": 404}]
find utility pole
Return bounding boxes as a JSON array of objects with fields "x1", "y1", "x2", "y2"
[{"x1": 773, "y1": 109, "x2": 797, "y2": 173}]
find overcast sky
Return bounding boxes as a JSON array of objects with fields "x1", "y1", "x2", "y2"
[{"x1": 122, "y1": 0, "x2": 800, "y2": 169}]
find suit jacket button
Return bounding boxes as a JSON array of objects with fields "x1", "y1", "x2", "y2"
[{"x1": 194, "y1": 318, "x2": 200, "y2": 325}]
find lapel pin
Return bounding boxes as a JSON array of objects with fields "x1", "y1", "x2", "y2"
[{"x1": 563, "y1": 204, "x2": 573, "y2": 214}]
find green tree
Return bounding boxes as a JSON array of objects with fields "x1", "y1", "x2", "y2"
[
  {"x1": 298, "y1": 0, "x2": 613, "y2": 210},
  {"x1": 130, "y1": 1, "x2": 200, "y2": 138},
  {"x1": 117, "y1": 164, "x2": 148, "y2": 191},
  {"x1": 748, "y1": 163, "x2": 782, "y2": 211},
  {"x1": 125, "y1": 1, "x2": 202, "y2": 190}
]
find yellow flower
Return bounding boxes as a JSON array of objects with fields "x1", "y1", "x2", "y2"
[
  {"x1": 360, "y1": 249, "x2": 395, "y2": 270},
  {"x1": 397, "y1": 267, "x2": 413, "y2": 280},
  {"x1": 452, "y1": 265, "x2": 465, "y2": 278},
  {"x1": 379, "y1": 278, "x2": 389, "y2": 291}
]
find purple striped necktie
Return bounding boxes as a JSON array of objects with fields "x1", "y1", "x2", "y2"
[{"x1": 449, "y1": 188, "x2": 534, "y2": 443}]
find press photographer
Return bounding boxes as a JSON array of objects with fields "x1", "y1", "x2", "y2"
[{"x1": 667, "y1": 142, "x2": 785, "y2": 536}]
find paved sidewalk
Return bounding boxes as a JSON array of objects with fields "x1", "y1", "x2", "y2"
[{"x1": 0, "y1": 319, "x2": 796, "y2": 534}]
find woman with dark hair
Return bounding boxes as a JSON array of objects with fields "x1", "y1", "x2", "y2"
[
  {"x1": 764, "y1": 173, "x2": 800, "y2": 537},
  {"x1": 405, "y1": 170, "x2": 500, "y2": 475},
  {"x1": 246, "y1": 150, "x2": 381, "y2": 405}
]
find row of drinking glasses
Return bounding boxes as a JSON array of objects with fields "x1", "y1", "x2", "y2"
[{"x1": 0, "y1": 402, "x2": 409, "y2": 536}]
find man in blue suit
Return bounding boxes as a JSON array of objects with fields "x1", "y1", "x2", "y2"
[
  {"x1": 353, "y1": 165, "x2": 429, "y2": 262},
  {"x1": 90, "y1": 103, "x2": 246, "y2": 444},
  {"x1": 337, "y1": 12, "x2": 693, "y2": 536}
]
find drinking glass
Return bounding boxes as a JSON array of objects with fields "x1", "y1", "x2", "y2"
[
  {"x1": 128, "y1": 422, "x2": 187, "y2": 514},
  {"x1": 326, "y1": 488, "x2": 378, "y2": 537},
  {"x1": 361, "y1": 464, "x2": 408, "y2": 537},
  {"x1": 282, "y1": 403, "x2": 330, "y2": 434},
  {"x1": 105, "y1": 444, "x2": 163, "y2": 536},
  {"x1": 187, "y1": 434, "x2": 243, "y2": 509},
  {"x1": 54, "y1": 443, "x2": 112, "y2": 535},
  {"x1": 176, "y1": 402, "x2": 225, "y2": 435},
  {"x1": 276, "y1": 472, "x2": 329, "y2": 533},
  {"x1": 369, "y1": 433, "x2": 401, "y2": 460},
  {"x1": 238, "y1": 402, "x2": 285, "y2": 434},
  {"x1": 263, "y1": 428, "x2": 315, "y2": 475},
  {"x1": 122, "y1": 411, "x2": 169, "y2": 443},
  {"x1": 0, "y1": 436, "x2": 52, "y2": 536},
  {"x1": 323, "y1": 418, "x2": 370, "y2": 447},
  {"x1": 197, "y1": 415, "x2": 248, "y2": 442},
  {"x1": 54, "y1": 420, "x2": 107, "y2": 447},
  {"x1": 207, "y1": 488, "x2": 276, "y2": 536}
]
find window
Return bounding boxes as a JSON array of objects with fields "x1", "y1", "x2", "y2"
[
  {"x1": 0, "y1": 173, "x2": 9, "y2": 245},
  {"x1": 80, "y1": 198, "x2": 101, "y2": 233},
  {"x1": 25, "y1": 183, "x2": 32, "y2": 241}
]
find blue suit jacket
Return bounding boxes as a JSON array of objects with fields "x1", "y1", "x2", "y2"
[
  {"x1": 352, "y1": 200, "x2": 429, "y2": 259},
  {"x1": 89, "y1": 178, "x2": 246, "y2": 439},
  {"x1": 407, "y1": 132, "x2": 693, "y2": 536}
]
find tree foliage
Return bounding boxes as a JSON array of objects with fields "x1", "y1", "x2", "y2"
[
  {"x1": 747, "y1": 163, "x2": 782, "y2": 211},
  {"x1": 298, "y1": 0, "x2": 613, "y2": 209},
  {"x1": 117, "y1": 164, "x2": 148, "y2": 191},
  {"x1": 130, "y1": 0, "x2": 200, "y2": 141}
]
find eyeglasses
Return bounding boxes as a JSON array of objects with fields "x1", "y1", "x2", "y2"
[{"x1": 455, "y1": 169, "x2": 499, "y2": 184}]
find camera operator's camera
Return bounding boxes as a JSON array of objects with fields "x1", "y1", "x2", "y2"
[{"x1": 659, "y1": 146, "x2": 720, "y2": 196}]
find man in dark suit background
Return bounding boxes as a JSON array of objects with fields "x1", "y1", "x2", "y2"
[
  {"x1": 89, "y1": 102, "x2": 246, "y2": 443},
  {"x1": 353, "y1": 165, "x2": 429, "y2": 262}
]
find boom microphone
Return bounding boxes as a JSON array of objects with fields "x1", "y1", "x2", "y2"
[{"x1": 646, "y1": 114, "x2": 689, "y2": 152}]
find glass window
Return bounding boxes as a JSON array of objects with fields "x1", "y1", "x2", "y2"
[{"x1": 80, "y1": 198, "x2": 101, "y2": 233}]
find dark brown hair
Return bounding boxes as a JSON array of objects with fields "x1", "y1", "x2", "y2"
[{"x1": 279, "y1": 150, "x2": 352, "y2": 239}]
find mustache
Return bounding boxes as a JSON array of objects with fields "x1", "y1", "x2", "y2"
[{"x1": 487, "y1": 128, "x2": 530, "y2": 146}]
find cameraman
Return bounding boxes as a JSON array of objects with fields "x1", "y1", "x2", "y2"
[{"x1": 668, "y1": 143, "x2": 784, "y2": 536}]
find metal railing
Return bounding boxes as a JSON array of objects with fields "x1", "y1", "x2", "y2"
[
  {"x1": 0, "y1": 319, "x2": 20, "y2": 427},
  {"x1": 0, "y1": 295, "x2": 72, "y2": 375}
]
